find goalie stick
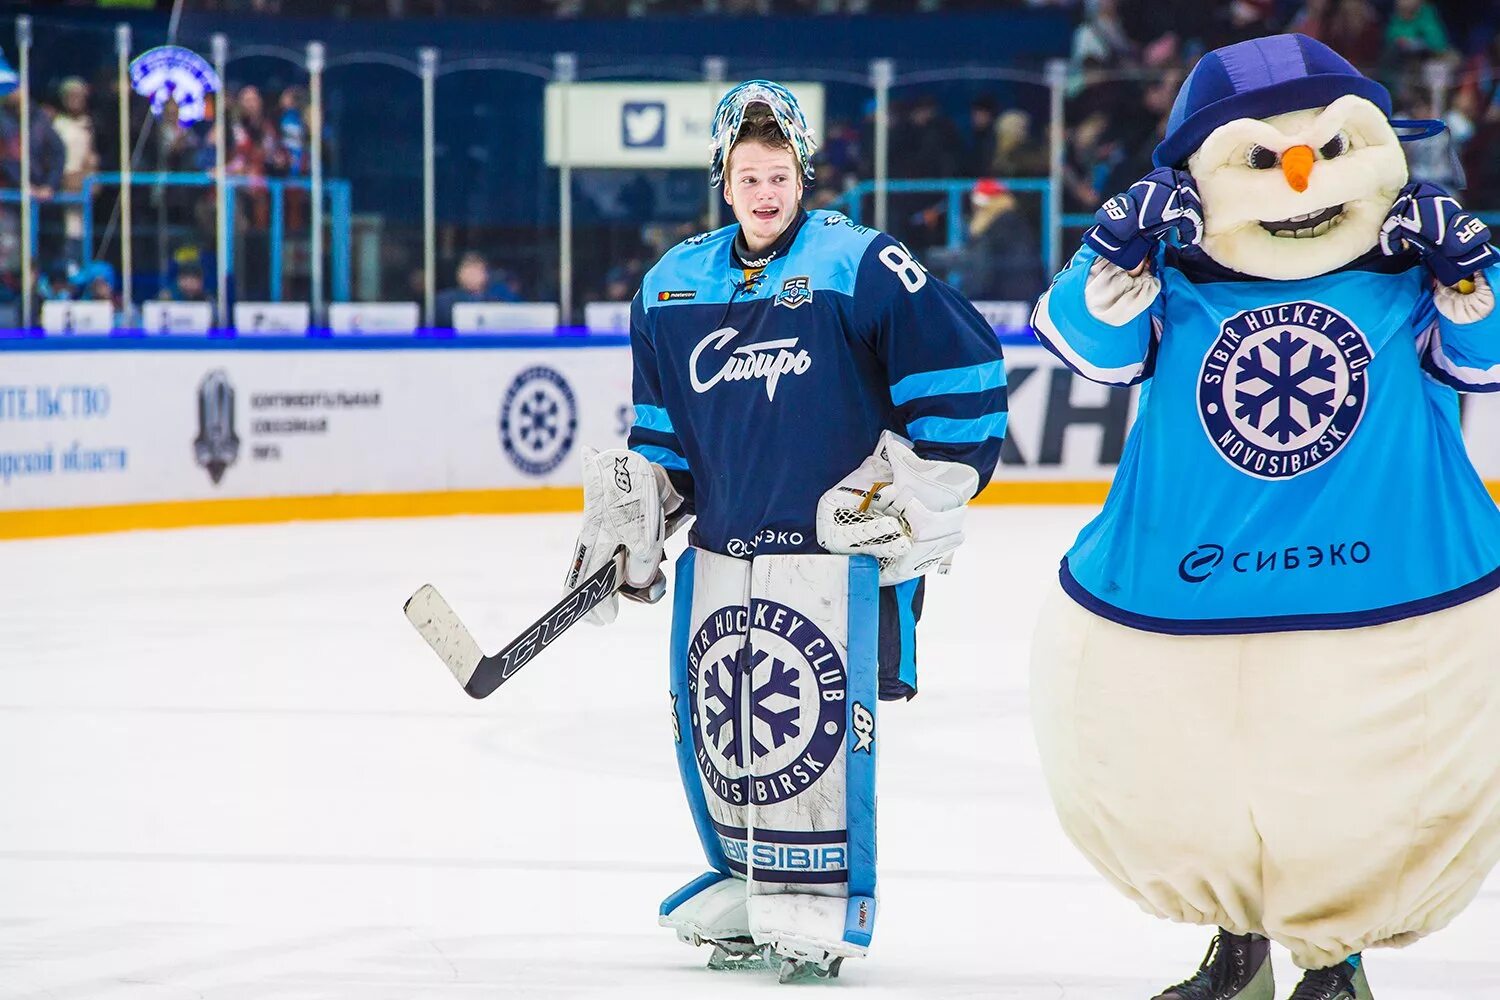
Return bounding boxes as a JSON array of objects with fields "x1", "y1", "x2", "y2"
[{"x1": 403, "y1": 546, "x2": 625, "y2": 699}]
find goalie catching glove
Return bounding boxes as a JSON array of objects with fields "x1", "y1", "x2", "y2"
[
  {"x1": 567, "y1": 447, "x2": 687, "y2": 626},
  {"x1": 816, "y1": 430, "x2": 979, "y2": 586}
]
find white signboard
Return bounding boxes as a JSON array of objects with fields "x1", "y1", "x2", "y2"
[
  {"x1": 6, "y1": 341, "x2": 1500, "y2": 526},
  {"x1": 452, "y1": 302, "x2": 560, "y2": 334},
  {"x1": 971, "y1": 300, "x2": 1034, "y2": 338},
  {"x1": 143, "y1": 300, "x2": 212, "y2": 336},
  {"x1": 545, "y1": 81, "x2": 825, "y2": 169},
  {"x1": 234, "y1": 302, "x2": 310, "y2": 336},
  {"x1": 0, "y1": 346, "x2": 634, "y2": 511},
  {"x1": 40, "y1": 301, "x2": 113, "y2": 335},
  {"x1": 329, "y1": 302, "x2": 420, "y2": 335},
  {"x1": 584, "y1": 301, "x2": 632, "y2": 335}
]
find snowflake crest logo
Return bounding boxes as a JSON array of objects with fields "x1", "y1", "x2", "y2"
[
  {"x1": 701, "y1": 649, "x2": 803, "y2": 766},
  {"x1": 499, "y1": 366, "x2": 578, "y2": 476},
  {"x1": 688, "y1": 600, "x2": 848, "y2": 807},
  {"x1": 1199, "y1": 302, "x2": 1371, "y2": 480}
]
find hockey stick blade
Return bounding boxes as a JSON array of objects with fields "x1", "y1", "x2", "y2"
[{"x1": 403, "y1": 548, "x2": 625, "y2": 699}]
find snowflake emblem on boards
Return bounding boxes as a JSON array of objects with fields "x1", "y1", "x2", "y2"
[
  {"x1": 499, "y1": 366, "x2": 577, "y2": 477},
  {"x1": 1198, "y1": 302, "x2": 1371, "y2": 481}
]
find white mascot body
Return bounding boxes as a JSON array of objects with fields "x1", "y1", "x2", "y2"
[{"x1": 1030, "y1": 32, "x2": 1500, "y2": 999}]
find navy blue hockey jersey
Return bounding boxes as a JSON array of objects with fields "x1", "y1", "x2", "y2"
[{"x1": 627, "y1": 210, "x2": 1007, "y2": 558}]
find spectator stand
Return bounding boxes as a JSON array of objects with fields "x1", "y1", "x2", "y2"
[
  {"x1": 828, "y1": 176, "x2": 1054, "y2": 289},
  {"x1": 76, "y1": 171, "x2": 352, "y2": 307}
]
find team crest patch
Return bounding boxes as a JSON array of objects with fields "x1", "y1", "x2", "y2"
[
  {"x1": 1198, "y1": 301, "x2": 1371, "y2": 480},
  {"x1": 688, "y1": 599, "x2": 846, "y2": 807},
  {"x1": 775, "y1": 276, "x2": 813, "y2": 310}
]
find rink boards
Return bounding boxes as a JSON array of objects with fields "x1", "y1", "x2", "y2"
[{"x1": 2, "y1": 335, "x2": 1500, "y2": 538}]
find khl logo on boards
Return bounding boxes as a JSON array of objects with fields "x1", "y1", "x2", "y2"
[
  {"x1": 621, "y1": 101, "x2": 667, "y2": 148},
  {"x1": 499, "y1": 366, "x2": 577, "y2": 476},
  {"x1": 194, "y1": 369, "x2": 240, "y2": 485},
  {"x1": 1198, "y1": 301, "x2": 1371, "y2": 480}
]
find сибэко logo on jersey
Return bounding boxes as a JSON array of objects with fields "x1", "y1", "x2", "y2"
[{"x1": 690, "y1": 326, "x2": 812, "y2": 402}]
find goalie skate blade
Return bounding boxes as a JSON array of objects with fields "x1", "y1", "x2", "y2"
[
  {"x1": 403, "y1": 585, "x2": 485, "y2": 693},
  {"x1": 776, "y1": 956, "x2": 842, "y2": 984}
]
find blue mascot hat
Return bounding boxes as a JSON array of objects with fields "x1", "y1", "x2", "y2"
[{"x1": 1154, "y1": 34, "x2": 1392, "y2": 168}]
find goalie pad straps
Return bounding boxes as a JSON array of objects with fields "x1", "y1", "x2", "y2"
[{"x1": 667, "y1": 546, "x2": 880, "y2": 952}]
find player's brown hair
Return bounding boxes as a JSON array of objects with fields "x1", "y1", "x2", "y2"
[{"x1": 727, "y1": 108, "x2": 795, "y2": 174}]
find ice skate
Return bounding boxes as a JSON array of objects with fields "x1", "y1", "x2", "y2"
[
  {"x1": 705, "y1": 937, "x2": 772, "y2": 971},
  {"x1": 660, "y1": 873, "x2": 774, "y2": 970},
  {"x1": 1287, "y1": 957, "x2": 1372, "y2": 1000},
  {"x1": 775, "y1": 950, "x2": 844, "y2": 984},
  {"x1": 1152, "y1": 929, "x2": 1273, "y2": 1000}
]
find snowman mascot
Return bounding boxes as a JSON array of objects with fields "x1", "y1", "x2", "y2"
[{"x1": 1030, "y1": 33, "x2": 1500, "y2": 1000}]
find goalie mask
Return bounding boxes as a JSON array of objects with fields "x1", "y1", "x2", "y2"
[{"x1": 709, "y1": 79, "x2": 818, "y2": 186}]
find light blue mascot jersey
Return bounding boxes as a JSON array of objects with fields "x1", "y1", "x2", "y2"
[
  {"x1": 627, "y1": 210, "x2": 1007, "y2": 558},
  {"x1": 1033, "y1": 244, "x2": 1500, "y2": 634}
]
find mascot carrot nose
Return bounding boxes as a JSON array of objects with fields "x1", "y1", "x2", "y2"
[{"x1": 1281, "y1": 144, "x2": 1313, "y2": 192}]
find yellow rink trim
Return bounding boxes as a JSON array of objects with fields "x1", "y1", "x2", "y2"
[
  {"x1": 3, "y1": 479, "x2": 1499, "y2": 540},
  {"x1": 0, "y1": 488, "x2": 586, "y2": 541}
]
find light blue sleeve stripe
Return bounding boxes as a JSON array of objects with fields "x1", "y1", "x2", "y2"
[
  {"x1": 888, "y1": 360, "x2": 1006, "y2": 406},
  {"x1": 633, "y1": 403, "x2": 674, "y2": 433},
  {"x1": 906, "y1": 410, "x2": 1008, "y2": 444},
  {"x1": 843, "y1": 555, "x2": 880, "y2": 947},
  {"x1": 632, "y1": 443, "x2": 689, "y2": 471}
]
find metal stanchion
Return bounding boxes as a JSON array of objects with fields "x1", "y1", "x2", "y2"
[
  {"x1": 704, "y1": 55, "x2": 725, "y2": 229},
  {"x1": 212, "y1": 33, "x2": 229, "y2": 329},
  {"x1": 308, "y1": 41, "x2": 325, "y2": 321},
  {"x1": 870, "y1": 58, "x2": 892, "y2": 234},
  {"x1": 116, "y1": 23, "x2": 134, "y2": 323},
  {"x1": 420, "y1": 46, "x2": 437, "y2": 327},
  {"x1": 17, "y1": 16, "x2": 31, "y2": 329},
  {"x1": 554, "y1": 52, "x2": 576, "y2": 325},
  {"x1": 1046, "y1": 58, "x2": 1066, "y2": 279}
]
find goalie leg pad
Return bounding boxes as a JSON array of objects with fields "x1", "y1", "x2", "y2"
[
  {"x1": 668, "y1": 546, "x2": 753, "y2": 878},
  {"x1": 743, "y1": 553, "x2": 881, "y2": 957},
  {"x1": 659, "y1": 871, "x2": 751, "y2": 946}
]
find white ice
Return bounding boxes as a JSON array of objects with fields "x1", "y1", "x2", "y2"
[{"x1": 1, "y1": 508, "x2": 1495, "y2": 998}]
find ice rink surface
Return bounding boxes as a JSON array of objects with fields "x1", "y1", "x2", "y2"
[{"x1": 2, "y1": 507, "x2": 1496, "y2": 999}]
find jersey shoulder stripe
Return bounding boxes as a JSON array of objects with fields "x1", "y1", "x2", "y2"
[
  {"x1": 641, "y1": 225, "x2": 738, "y2": 309},
  {"x1": 790, "y1": 211, "x2": 886, "y2": 298}
]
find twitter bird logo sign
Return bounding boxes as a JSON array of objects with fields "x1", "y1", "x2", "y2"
[{"x1": 622, "y1": 102, "x2": 668, "y2": 149}]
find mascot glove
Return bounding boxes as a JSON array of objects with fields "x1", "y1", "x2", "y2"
[
  {"x1": 1379, "y1": 182, "x2": 1500, "y2": 288},
  {"x1": 567, "y1": 446, "x2": 685, "y2": 626},
  {"x1": 1083, "y1": 168, "x2": 1204, "y2": 272},
  {"x1": 816, "y1": 430, "x2": 980, "y2": 586}
]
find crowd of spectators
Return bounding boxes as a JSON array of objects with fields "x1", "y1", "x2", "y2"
[
  {"x1": 7, "y1": 0, "x2": 1500, "y2": 315},
  {"x1": 155, "y1": 1, "x2": 1036, "y2": 17},
  {"x1": 1060, "y1": 0, "x2": 1500, "y2": 212},
  {"x1": 0, "y1": 73, "x2": 313, "y2": 313}
]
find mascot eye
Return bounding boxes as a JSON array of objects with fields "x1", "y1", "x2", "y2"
[
  {"x1": 1319, "y1": 133, "x2": 1349, "y2": 159},
  {"x1": 1246, "y1": 145, "x2": 1278, "y2": 170}
]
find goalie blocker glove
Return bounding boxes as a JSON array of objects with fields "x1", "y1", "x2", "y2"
[
  {"x1": 1379, "y1": 181, "x2": 1500, "y2": 288},
  {"x1": 815, "y1": 430, "x2": 979, "y2": 586},
  {"x1": 567, "y1": 447, "x2": 686, "y2": 626},
  {"x1": 1084, "y1": 167, "x2": 1204, "y2": 272}
]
